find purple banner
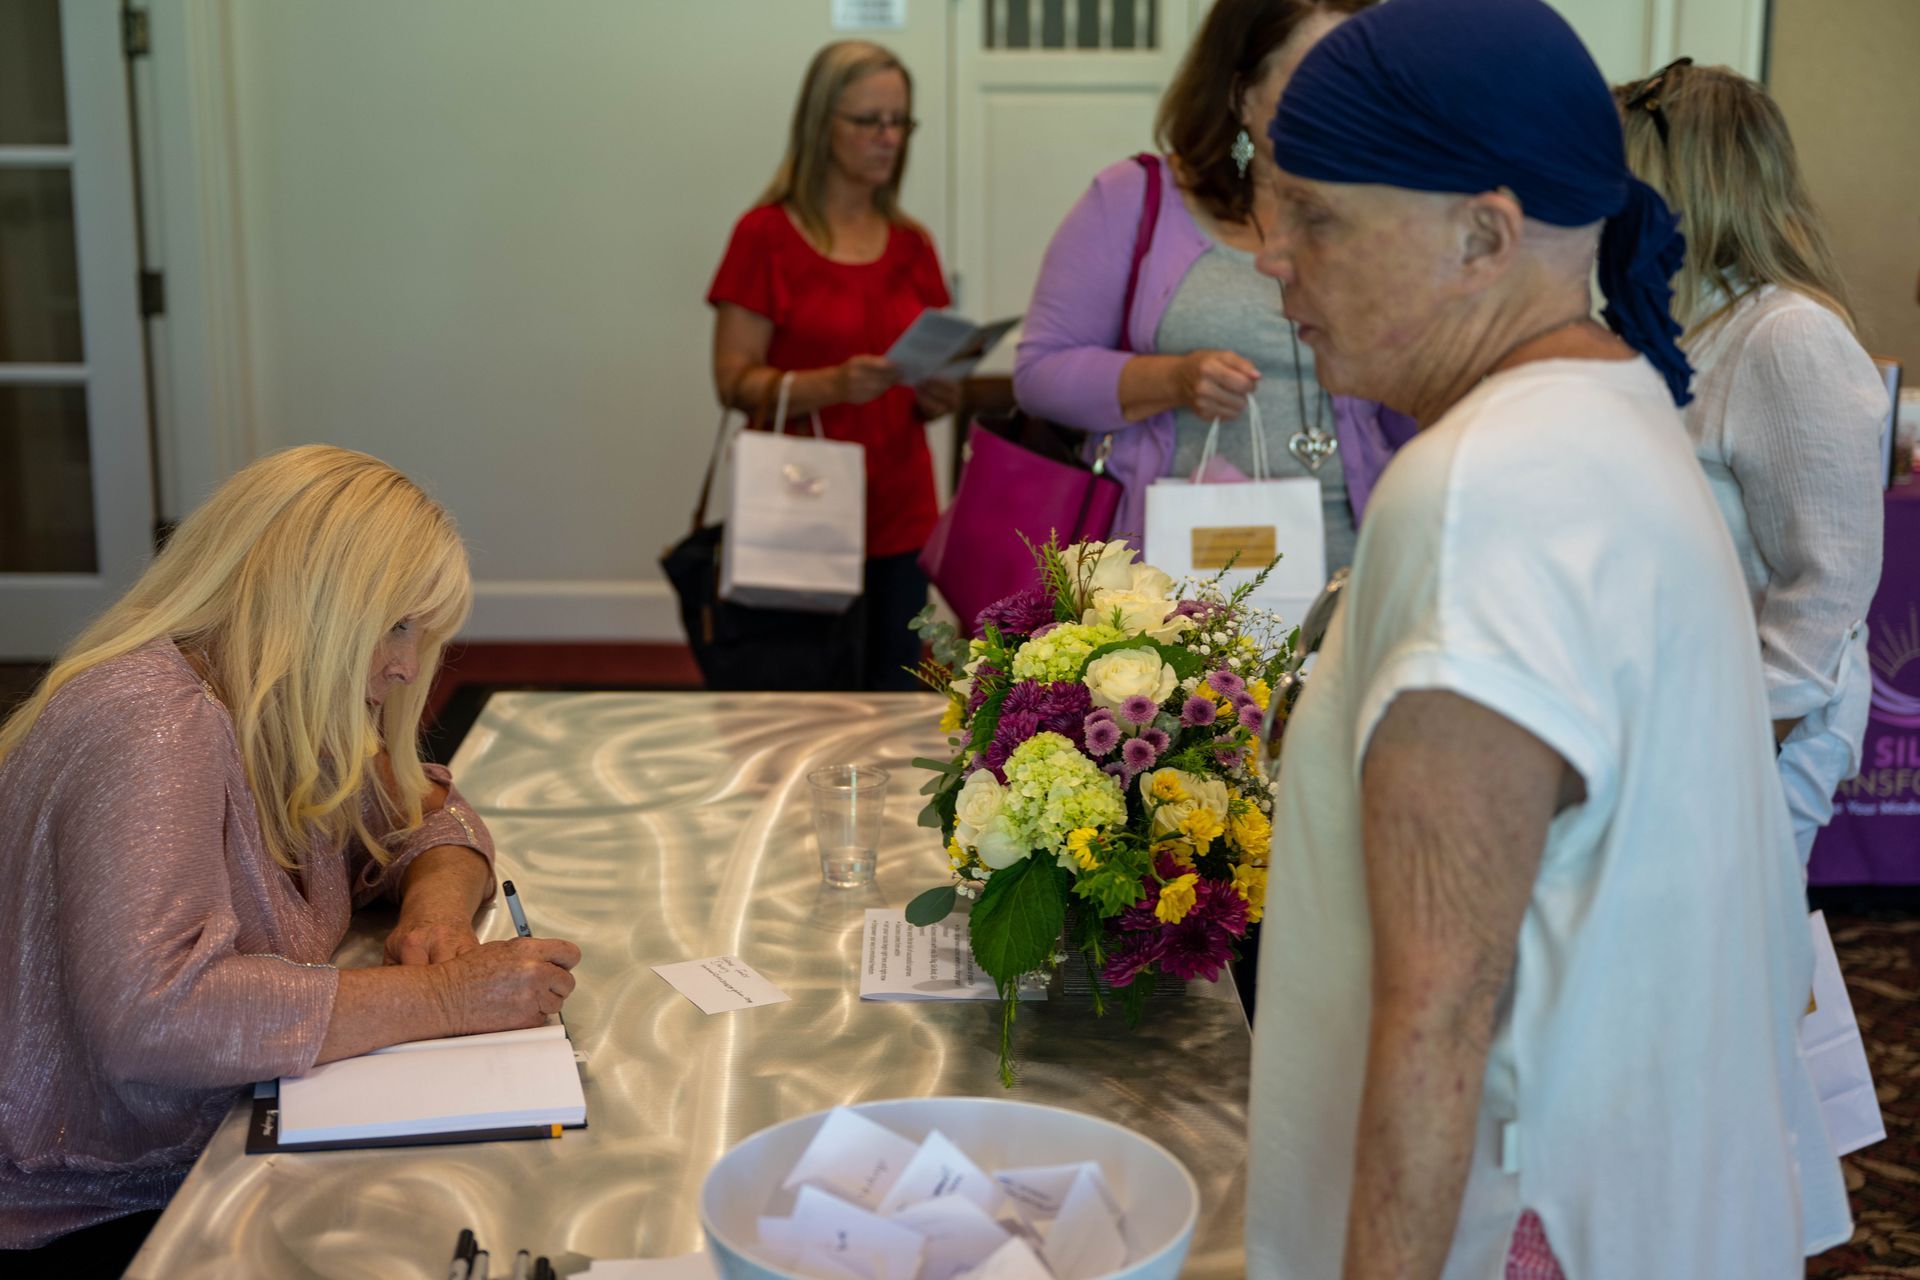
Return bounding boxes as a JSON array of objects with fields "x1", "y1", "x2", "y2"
[{"x1": 1810, "y1": 486, "x2": 1920, "y2": 885}]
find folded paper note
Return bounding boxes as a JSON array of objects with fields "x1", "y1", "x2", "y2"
[
  {"x1": 860, "y1": 910, "x2": 1045, "y2": 1002},
  {"x1": 652, "y1": 955, "x2": 791, "y2": 1015}
]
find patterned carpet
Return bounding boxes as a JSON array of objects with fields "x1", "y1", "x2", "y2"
[{"x1": 1810, "y1": 906, "x2": 1920, "y2": 1278}]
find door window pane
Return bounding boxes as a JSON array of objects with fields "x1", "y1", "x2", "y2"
[
  {"x1": 0, "y1": 167, "x2": 84, "y2": 363},
  {"x1": 0, "y1": 0, "x2": 68, "y2": 146},
  {"x1": 0, "y1": 384, "x2": 96, "y2": 573}
]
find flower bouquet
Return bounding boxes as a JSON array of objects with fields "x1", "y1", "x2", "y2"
[{"x1": 908, "y1": 538, "x2": 1293, "y2": 1086}]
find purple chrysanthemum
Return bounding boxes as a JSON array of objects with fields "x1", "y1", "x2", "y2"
[
  {"x1": 1085, "y1": 716, "x2": 1122, "y2": 757},
  {"x1": 1102, "y1": 761, "x2": 1127, "y2": 780},
  {"x1": 1180, "y1": 695, "x2": 1217, "y2": 728},
  {"x1": 1238, "y1": 703, "x2": 1265, "y2": 731},
  {"x1": 1157, "y1": 879, "x2": 1251, "y2": 981},
  {"x1": 1101, "y1": 932, "x2": 1166, "y2": 988},
  {"x1": 1172, "y1": 599, "x2": 1224, "y2": 621},
  {"x1": 1121, "y1": 736, "x2": 1159, "y2": 772},
  {"x1": 1214, "y1": 746, "x2": 1246, "y2": 770},
  {"x1": 1120, "y1": 694, "x2": 1159, "y2": 725},
  {"x1": 1085, "y1": 705, "x2": 1114, "y2": 723},
  {"x1": 1001, "y1": 681, "x2": 1045, "y2": 717},
  {"x1": 1031, "y1": 621, "x2": 1061, "y2": 639},
  {"x1": 1036, "y1": 681, "x2": 1092, "y2": 745},
  {"x1": 1141, "y1": 728, "x2": 1170, "y2": 754},
  {"x1": 1206, "y1": 670, "x2": 1246, "y2": 698},
  {"x1": 975, "y1": 587, "x2": 1057, "y2": 639}
]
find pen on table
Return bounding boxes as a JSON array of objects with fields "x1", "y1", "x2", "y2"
[
  {"x1": 511, "y1": 1249, "x2": 531, "y2": 1280},
  {"x1": 446, "y1": 1258, "x2": 469, "y2": 1280},
  {"x1": 503, "y1": 879, "x2": 532, "y2": 938},
  {"x1": 470, "y1": 1249, "x2": 491, "y2": 1280},
  {"x1": 448, "y1": 1228, "x2": 476, "y2": 1280}
]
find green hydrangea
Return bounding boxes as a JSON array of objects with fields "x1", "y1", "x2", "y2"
[
  {"x1": 1009, "y1": 622, "x2": 1130, "y2": 683},
  {"x1": 1002, "y1": 732, "x2": 1127, "y2": 855}
]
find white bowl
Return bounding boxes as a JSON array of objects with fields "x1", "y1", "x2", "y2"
[{"x1": 700, "y1": 1096, "x2": 1199, "y2": 1280}]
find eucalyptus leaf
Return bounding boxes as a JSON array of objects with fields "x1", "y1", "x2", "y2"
[{"x1": 905, "y1": 884, "x2": 959, "y2": 927}]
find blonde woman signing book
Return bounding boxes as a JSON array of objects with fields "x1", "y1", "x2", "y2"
[
  {"x1": 0, "y1": 447, "x2": 581, "y2": 1272},
  {"x1": 1620, "y1": 60, "x2": 1890, "y2": 862}
]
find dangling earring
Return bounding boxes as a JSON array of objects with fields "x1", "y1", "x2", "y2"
[{"x1": 1231, "y1": 128, "x2": 1254, "y2": 180}]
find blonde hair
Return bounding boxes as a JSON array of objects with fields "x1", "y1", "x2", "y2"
[
  {"x1": 0, "y1": 445, "x2": 472, "y2": 874},
  {"x1": 757, "y1": 40, "x2": 914, "y2": 249},
  {"x1": 1617, "y1": 61, "x2": 1854, "y2": 337}
]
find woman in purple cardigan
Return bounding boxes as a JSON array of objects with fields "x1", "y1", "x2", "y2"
[{"x1": 1014, "y1": 0, "x2": 1415, "y2": 566}]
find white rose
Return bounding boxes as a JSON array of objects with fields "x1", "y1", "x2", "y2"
[
  {"x1": 1125, "y1": 563, "x2": 1177, "y2": 598},
  {"x1": 1083, "y1": 588, "x2": 1195, "y2": 644},
  {"x1": 1082, "y1": 646, "x2": 1177, "y2": 713},
  {"x1": 976, "y1": 813, "x2": 1031, "y2": 869},
  {"x1": 952, "y1": 770, "x2": 1007, "y2": 847},
  {"x1": 1138, "y1": 768, "x2": 1232, "y2": 837},
  {"x1": 1058, "y1": 539, "x2": 1139, "y2": 598}
]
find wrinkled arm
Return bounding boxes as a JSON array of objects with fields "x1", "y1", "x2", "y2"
[
  {"x1": 1728, "y1": 307, "x2": 1887, "y2": 725},
  {"x1": 1344, "y1": 690, "x2": 1572, "y2": 1280}
]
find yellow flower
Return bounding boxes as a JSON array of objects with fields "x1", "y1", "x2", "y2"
[
  {"x1": 1063, "y1": 827, "x2": 1099, "y2": 872},
  {"x1": 939, "y1": 698, "x2": 966, "y2": 734},
  {"x1": 1232, "y1": 863, "x2": 1267, "y2": 924},
  {"x1": 1150, "y1": 772, "x2": 1190, "y2": 805},
  {"x1": 947, "y1": 838, "x2": 969, "y2": 871},
  {"x1": 1156, "y1": 840, "x2": 1196, "y2": 869},
  {"x1": 1248, "y1": 678, "x2": 1272, "y2": 712},
  {"x1": 1155, "y1": 873, "x2": 1200, "y2": 924},
  {"x1": 1229, "y1": 804, "x2": 1272, "y2": 858},
  {"x1": 1179, "y1": 806, "x2": 1225, "y2": 853}
]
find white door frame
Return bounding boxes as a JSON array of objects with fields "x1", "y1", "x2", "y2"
[{"x1": 0, "y1": 0, "x2": 155, "y2": 658}]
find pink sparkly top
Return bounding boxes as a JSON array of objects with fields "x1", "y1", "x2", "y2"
[{"x1": 0, "y1": 640, "x2": 495, "y2": 1247}]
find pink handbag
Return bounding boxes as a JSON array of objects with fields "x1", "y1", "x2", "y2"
[
  {"x1": 918, "y1": 422, "x2": 1120, "y2": 633},
  {"x1": 918, "y1": 155, "x2": 1160, "y2": 634}
]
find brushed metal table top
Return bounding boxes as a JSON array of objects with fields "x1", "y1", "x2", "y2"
[{"x1": 129, "y1": 691, "x2": 1250, "y2": 1278}]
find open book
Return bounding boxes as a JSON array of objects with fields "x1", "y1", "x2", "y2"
[{"x1": 249, "y1": 1023, "x2": 586, "y2": 1152}]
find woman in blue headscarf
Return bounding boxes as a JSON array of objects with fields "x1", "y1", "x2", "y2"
[{"x1": 1240, "y1": 1, "x2": 1847, "y2": 1276}]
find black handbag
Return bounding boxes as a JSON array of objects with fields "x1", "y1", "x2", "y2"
[{"x1": 659, "y1": 403, "x2": 868, "y2": 691}]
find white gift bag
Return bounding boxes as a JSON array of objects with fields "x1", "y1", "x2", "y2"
[
  {"x1": 1802, "y1": 909, "x2": 1886, "y2": 1157},
  {"x1": 719, "y1": 374, "x2": 866, "y2": 614},
  {"x1": 1143, "y1": 399, "x2": 1328, "y2": 626}
]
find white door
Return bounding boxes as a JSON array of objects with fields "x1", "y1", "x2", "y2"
[
  {"x1": 0, "y1": 0, "x2": 154, "y2": 658},
  {"x1": 950, "y1": 0, "x2": 1202, "y2": 325}
]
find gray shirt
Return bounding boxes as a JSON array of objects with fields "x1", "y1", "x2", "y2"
[{"x1": 1155, "y1": 237, "x2": 1356, "y2": 573}]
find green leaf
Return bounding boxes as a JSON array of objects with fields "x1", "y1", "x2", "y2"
[
  {"x1": 917, "y1": 798, "x2": 946, "y2": 831},
  {"x1": 1071, "y1": 865, "x2": 1147, "y2": 918},
  {"x1": 1076, "y1": 636, "x2": 1204, "y2": 683},
  {"x1": 969, "y1": 856, "x2": 1068, "y2": 985},
  {"x1": 906, "y1": 884, "x2": 959, "y2": 926}
]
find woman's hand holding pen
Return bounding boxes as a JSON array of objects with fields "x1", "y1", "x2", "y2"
[{"x1": 429, "y1": 938, "x2": 581, "y2": 1034}]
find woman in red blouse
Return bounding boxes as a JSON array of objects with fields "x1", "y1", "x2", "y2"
[{"x1": 709, "y1": 40, "x2": 957, "y2": 691}]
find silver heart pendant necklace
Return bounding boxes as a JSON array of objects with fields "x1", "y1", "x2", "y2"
[{"x1": 1286, "y1": 321, "x2": 1337, "y2": 472}]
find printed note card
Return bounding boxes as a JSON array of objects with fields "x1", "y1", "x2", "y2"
[{"x1": 651, "y1": 955, "x2": 790, "y2": 1015}]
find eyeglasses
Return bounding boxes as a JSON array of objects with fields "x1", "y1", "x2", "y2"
[
  {"x1": 1254, "y1": 567, "x2": 1350, "y2": 784},
  {"x1": 1624, "y1": 57, "x2": 1693, "y2": 148},
  {"x1": 835, "y1": 112, "x2": 918, "y2": 137}
]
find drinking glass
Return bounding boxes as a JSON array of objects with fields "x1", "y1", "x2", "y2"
[{"x1": 807, "y1": 765, "x2": 888, "y2": 887}]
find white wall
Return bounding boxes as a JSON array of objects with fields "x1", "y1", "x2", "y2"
[
  {"x1": 144, "y1": 0, "x2": 1764, "y2": 643},
  {"x1": 1768, "y1": 0, "x2": 1920, "y2": 371}
]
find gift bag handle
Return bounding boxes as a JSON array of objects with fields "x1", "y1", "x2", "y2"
[
  {"x1": 687, "y1": 371, "x2": 830, "y2": 532},
  {"x1": 1190, "y1": 397, "x2": 1269, "y2": 484}
]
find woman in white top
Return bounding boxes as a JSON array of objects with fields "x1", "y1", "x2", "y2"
[{"x1": 1620, "y1": 60, "x2": 1891, "y2": 862}]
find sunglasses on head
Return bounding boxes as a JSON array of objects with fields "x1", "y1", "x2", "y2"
[{"x1": 1625, "y1": 57, "x2": 1693, "y2": 148}]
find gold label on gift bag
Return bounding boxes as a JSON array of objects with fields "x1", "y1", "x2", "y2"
[{"x1": 1192, "y1": 525, "x2": 1277, "y2": 571}]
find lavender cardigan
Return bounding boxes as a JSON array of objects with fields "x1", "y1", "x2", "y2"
[{"x1": 1013, "y1": 155, "x2": 1417, "y2": 545}]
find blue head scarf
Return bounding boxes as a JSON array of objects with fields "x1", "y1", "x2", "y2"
[{"x1": 1269, "y1": 0, "x2": 1693, "y2": 405}]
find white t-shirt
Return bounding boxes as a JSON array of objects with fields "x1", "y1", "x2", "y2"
[{"x1": 1246, "y1": 357, "x2": 1847, "y2": 1278}]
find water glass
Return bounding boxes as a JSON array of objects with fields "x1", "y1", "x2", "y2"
[{"x1": 808, "y1": 764, "x2": 888, "y2": 887}]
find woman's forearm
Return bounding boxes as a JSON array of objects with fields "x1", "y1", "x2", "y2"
[
  {"x1": 399, "y1": 845, "x2": 491, "y2": 923},
  {"x1": 316, "y1": 964, "x2": 454, "y2": 1063},
  {"x1": 725, "y1": 364, "x2": 843, "y2": 417},
  {"x1": 1116, "y1": 354, "x2": 1184, "y2": 421}
]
